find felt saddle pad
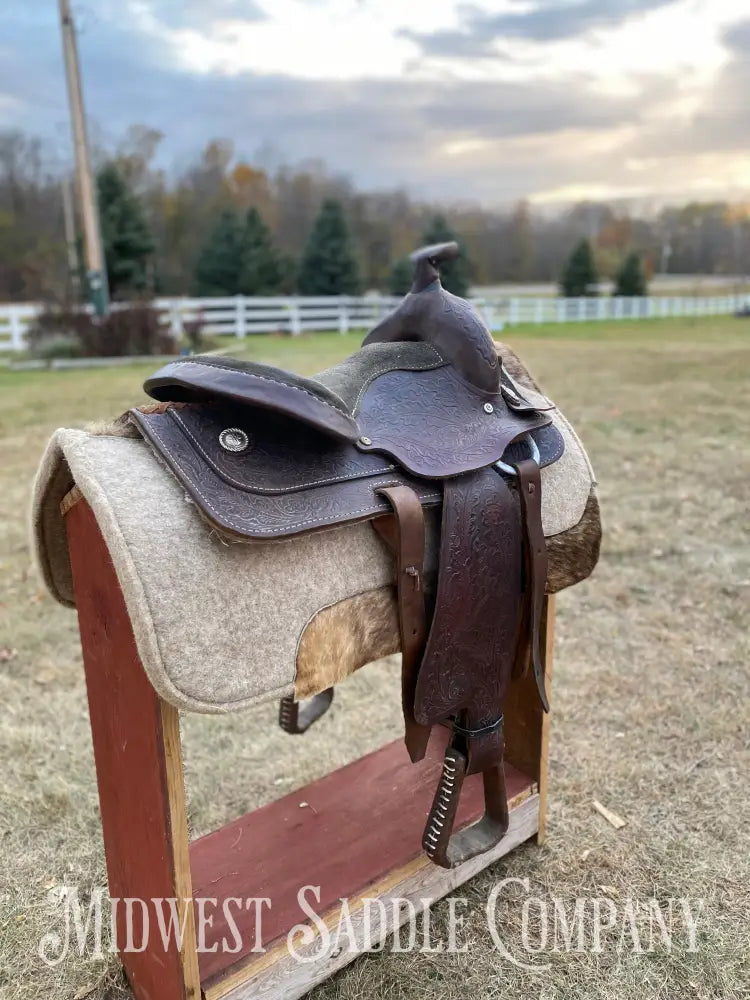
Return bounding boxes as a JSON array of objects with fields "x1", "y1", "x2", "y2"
[{"x1": 31, "y1": 345, "x2": 600, "y2": 715}]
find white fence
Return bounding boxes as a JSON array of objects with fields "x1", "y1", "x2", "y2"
[{"x1": 2, "y1": 292, "x2": 749, "y2": 352}]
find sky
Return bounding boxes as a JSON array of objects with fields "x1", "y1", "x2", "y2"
[{"x1": 1, "y1": 0, "x2": 749, "y2": 207}]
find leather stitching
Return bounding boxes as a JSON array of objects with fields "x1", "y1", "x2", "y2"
[
  {"x1": 169, "y1": 408, "x2": 397, "y2": 493},
  {"x1": 536, "y1": 427, "x2": 564, "y2": 464},
  {"x1": 172, "y1": 361, "x2": 352, "y2": 416},
  {"x1": 143, "y1": 417, "x2": 440, "y2": 535}
]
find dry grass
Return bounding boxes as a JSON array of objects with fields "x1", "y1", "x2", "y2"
[{"x1": 1, "y1": 318, "x2": 749, "y2": 999}]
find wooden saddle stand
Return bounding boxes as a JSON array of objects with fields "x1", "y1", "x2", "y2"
[{"x1": 42, "y1": 243, "x2": 601, "y2": 1000}]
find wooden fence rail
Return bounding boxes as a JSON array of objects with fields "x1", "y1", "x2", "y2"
[{"x1": 2, "y1": 292, "x2": 748, "y2": 352}]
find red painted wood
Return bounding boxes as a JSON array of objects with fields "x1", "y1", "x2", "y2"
[
  {"x1": 66, "y1": 499, "x2": 190, "y2": 1000},
  {"x1": 190, "y1": 729, "x2": 532, "y2": 985}
]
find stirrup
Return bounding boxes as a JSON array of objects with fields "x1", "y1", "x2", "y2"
[
  {"x1": 422, "y1": 729, "x2": 509, "y2": 869},
  {"x1": 278, "y1": 688, "x2": 334, "y2": 734}
]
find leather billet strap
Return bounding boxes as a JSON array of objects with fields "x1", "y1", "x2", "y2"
[
  {"x1": 514, "y1": 458, "x2": 550, "y2": 713},
  {"x1": 278, "y1": 688, "x2": 334, "y2": 734},
  {"x1": 373, "y1": 485, "x2": 431, "y2": 763}
]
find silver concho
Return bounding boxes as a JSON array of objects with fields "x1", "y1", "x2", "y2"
[{"x1": 218, "y1": 427, "x2": 249, "y2": 453}]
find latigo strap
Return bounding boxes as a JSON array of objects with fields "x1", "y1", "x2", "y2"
[
  {"x1": 373, "y1": 485, "x2": 431, "y2": 763},
  {"x1": 514, "y1": 458, "x2": 550, "y2": 712}
]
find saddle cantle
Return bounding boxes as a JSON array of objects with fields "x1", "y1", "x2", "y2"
[{"x1": 131, "y1": 242, "x2": 577, "y2": 868}]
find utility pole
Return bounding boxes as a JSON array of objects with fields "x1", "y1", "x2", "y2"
[
  {"x1": 60, "y1": 174, "x2": 81, "y2": 298},
  {"x1": 58, "y1": 0, "x2": 109, "y2": 315}
]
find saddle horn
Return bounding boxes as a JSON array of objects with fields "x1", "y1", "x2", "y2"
[{"x1": 363, "y1": 241, "x2": 501, "y2": 394}]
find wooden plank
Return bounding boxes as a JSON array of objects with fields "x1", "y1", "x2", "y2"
[
  {"x1": 65, "y1": 498, "x2": 201, "y2": 1000},
  {"x1": 206, "y1": 793, "x2": 539, "y2": 1000},
  {"x1": 161, "y1": 700, "x2": 202, "y2": 992},
  {"x1": 536, "y1": 596, "x2": 555, "y2": 844},
  {"x1": 60, "y1": 484, "x2": 83, "y2": 517},
  {"x1": 502, "y1": 594, "x2": 554, "y2": 788},
  {"x1": 191, "y1": 728, "x2": 535, "y2": 991}
]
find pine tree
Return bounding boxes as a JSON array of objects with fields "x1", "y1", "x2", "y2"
[
  {"x1": 297, "y1": 199, "x2": 361, "y2": 295},
  {"x1": 560, "y1": 239, "x2": 598, "y2": 297},
  {"x1": 614, "y1": 251, "x2": 647, "y2": 296},
  {"x1": 238, "y1": 208, "x2": 283, "y2": 295},
  {"x1": 97, "y1": 163, "x2": 154, "y2": 296},
  {"x1": 193, "y1": 211, "x2": 243, "y2": 296},
  {"x1": 388, "y1": 256, "x2": 413, "y2": 295},
  {"x1": 419, "y1": 215, "x2": 470, "y2": 297}
]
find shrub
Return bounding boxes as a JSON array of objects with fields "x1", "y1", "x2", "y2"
[
  {"x1": 28, "y1": 334, "x2": 83, "y2": 361},
  {"x1": 27, "y1": 303, "x2": 177, "y2": 359},
  {"x1": 183, "y1": 313, "x2": 208, "y2": 353}
]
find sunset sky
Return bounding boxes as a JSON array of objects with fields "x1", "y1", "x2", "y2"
[{"x1": 2, "y1": 0, "x2": 749, "y2": 206}]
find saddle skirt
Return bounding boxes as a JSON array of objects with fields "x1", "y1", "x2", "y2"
[{"x1": 131, "y1": 343, "x2": 564, "y2": 541}]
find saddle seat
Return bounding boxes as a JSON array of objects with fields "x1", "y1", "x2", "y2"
[{"x1": 143, "y1": 340, "x2": 559, "y2": 482}]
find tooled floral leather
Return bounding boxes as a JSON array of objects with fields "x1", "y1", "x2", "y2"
[
  {"x1": 437, "y1": 290, "x2": 500, "y2": 389},
  {"x1": 129, "y1": 398, "x2": 563, "y2": 540},
  {"x1": 130, "y1": 407, "x2": 443, "y2": 539},
  {"x1": 413, "y1": 468, "x2": 522, "y2": 763},
  {"x1": 356, "y1": 365, "x2": 552, "y2": 479}
]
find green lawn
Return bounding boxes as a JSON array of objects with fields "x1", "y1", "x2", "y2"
[{"x1": 1, "y1": 317, "x2": 748, "y2": 999}]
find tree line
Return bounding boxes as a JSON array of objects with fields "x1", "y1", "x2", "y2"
[{"x1": 1, "y1": 125, "x2": 748, "y2": 303}]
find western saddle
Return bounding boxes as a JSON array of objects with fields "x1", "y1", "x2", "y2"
[{"x1": 133, "y1": 243, "x2": 569, "y2": 869}]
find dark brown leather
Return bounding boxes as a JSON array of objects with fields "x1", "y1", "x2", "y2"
[
  {"x1": 145, "y1": 358, "x2": 361, "y2": 442},
  {"x1": 130, "y1": 404, "x2": 443, "y2": 540},
  {"x1": 363, "y1": 242, "x2": 502, "y2": 394},
  {"x1": 410, "y1": 469, "x2": 523, "y2": 866},
  {"x1": 515, "y1": 458, "x2": 550, "y2": 712},
  {"x1": 356, "y1": 365, "x2": 552, "y2": 479},
  {"x1": 373, "y1": 486, "x2": 431, "y2": 763},
  {"x1": 423, "y1": 750, "x2": 509, "y2": 868},
  {"x1": 414, "y1": 469, "x2": 522, "y2": 730},
  {"x1": 129, "y1": 399, "x2": 563, "y2": 540}
]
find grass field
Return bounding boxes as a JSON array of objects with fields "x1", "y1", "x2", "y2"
[{"x1": 1, "y1": 317, "x2": 749, "y2": 999}]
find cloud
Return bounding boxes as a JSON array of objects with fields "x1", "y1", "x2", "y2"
[
  {"x1": 1, "y1": 3, "x2": 749, "y2": 205},
  {"x1": 607, "y1": 19, "x2": 750, "y2": 163},
  {"x1": 155, "y1": 1, "x2": 267, "y2": 29},
  {"x1": 403, "y1": 0, "x2": 677, "y2": 56},
  {"x1": 721, "y1": 17, "x2": 750, "y2": 52},
  {"x1": 398, "y1": 27, "x2": 499, "y2": 59}
]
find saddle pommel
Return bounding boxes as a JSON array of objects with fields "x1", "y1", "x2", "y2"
[
  {"x1": 410, "y1": 241, "x2": 459, "y2": 292},
  {"x1": 363, "y1": 242, "x2": 500, "y2": 394}
]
